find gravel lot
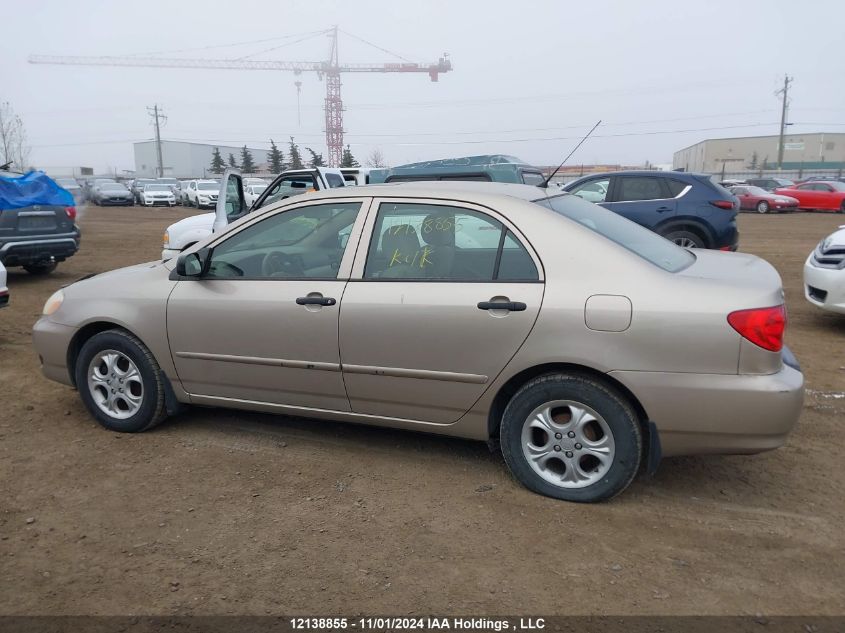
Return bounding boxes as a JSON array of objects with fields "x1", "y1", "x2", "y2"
[{"x1": 1, "y1": 205, "x2": 843, "y2": 615}]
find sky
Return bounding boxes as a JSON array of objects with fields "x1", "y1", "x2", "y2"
[{"x1": 2, "y1": 0, "x2": 843, "y2": 173}]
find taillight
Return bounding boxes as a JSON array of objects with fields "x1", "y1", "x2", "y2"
[
  {"x1": 727, "y1": 305, "x2": 786, "y2": 352},
  {"x1": 65, "y1": 206, "x2": 77, "y2": 221},
  {"x1": 710, "y1": 200, "x2": 735, "y2": 210}
]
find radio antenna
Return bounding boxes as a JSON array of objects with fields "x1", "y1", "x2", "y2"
[{"x1": 542, "y1": 120, "x2": 601, "y2": 188}]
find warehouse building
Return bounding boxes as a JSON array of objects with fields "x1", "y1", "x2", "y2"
[
  {"x1": 673, "y1": 132, "x2": 845, "y2": 173},
  {"x1": 133, "y1": 140, "x2": 272, "y2": 178}
]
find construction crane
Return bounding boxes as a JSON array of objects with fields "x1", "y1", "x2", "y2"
[{"x1": 29, "y1": 27, "x2": 452, "y2": 167}]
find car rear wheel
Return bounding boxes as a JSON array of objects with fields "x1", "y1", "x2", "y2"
[
  {"x1": 24, "y1": 261, "x2": 57, "y2": 275},
  {"x1": 75, "y1": 329, "x2": 167, "y2": 433},
  {"x1": 839, "y1": 202, "x2": 845, "y2": 214},
  {"x1": 756, "y1": 201, "x2": 769, "y2": 214},
  {"x1": 500, "y1": 373, "x2": 642, "y2": 502},
  {"x1": 662, "y1": 229, "x2": 705, "y2": 249}
]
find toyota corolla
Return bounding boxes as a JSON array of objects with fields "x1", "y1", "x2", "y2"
[{"x1": 32, "y1": 182, "x2": 803, "y2": 502}]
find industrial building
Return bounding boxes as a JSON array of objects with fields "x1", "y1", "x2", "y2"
[
  {"x1": 133, "y1": 140, "x2": 272, "y2": 178},
  {"x1": 673, "y1": 132, "x2": 845, "y2": 173}
]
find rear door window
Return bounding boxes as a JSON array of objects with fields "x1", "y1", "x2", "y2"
[
  {"x1": 325, "y1": 173, "x2": 345, "y2": 188},
  {"x1": 616, "y1": 177, "x2": 666, "y2": 201},
  {"x1": 665, "y1": 179, "x2": 688, "y2": 197}
]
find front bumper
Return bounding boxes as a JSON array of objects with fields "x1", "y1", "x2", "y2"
[
  {"x1": 144, "y1": 198, "x2": 176, "y2": 206},
  {"x1": 32, "y1": 317, "x2": 78, "y2": 386},
  {"x1": 196, "y1": 199, "x2": 217, "y2": 209},
  {"x1": 804, "y1": 256, "x2": 845, "y2": 314},
  {"x1": 611, "y1": 361, "x2": 803, "y2": 457},
  {"x1": 99, "y1": 198, "x2": 134, "y2": 206},
  {"x1": 161, "y1": 247, "x2": 180, "y2": 261}
]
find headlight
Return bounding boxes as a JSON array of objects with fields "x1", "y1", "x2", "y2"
[{"x1": 42, "y1": 289, "x2": 64, "y2": 316}]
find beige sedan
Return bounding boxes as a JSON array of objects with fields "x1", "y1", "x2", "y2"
[{"x1": 33, "y1": 182, "x2": 803, "y2": 502}]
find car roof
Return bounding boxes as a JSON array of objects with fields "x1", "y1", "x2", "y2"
[{"x1": 295, "y1": 180, "x2": 552, "y2": 203}]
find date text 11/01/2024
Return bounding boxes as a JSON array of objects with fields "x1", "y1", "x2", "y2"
[{"x1": 290, "y1": 618, "x2": 547, "y2": 631}]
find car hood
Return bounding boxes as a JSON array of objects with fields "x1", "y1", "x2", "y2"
[
  {"x1": 822, "y1": 226, "x2": 845, "y2": 249},
  {"x1": 168, "y1": 212, "x2": 215, "y2": 232}
]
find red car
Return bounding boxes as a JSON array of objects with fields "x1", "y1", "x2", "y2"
[
  {"x1": 774, "y1": 181, "x2": 845, "y2": 213},
  {"x1": 728, "y1": 185, "x2": 799, "y2": 214}
]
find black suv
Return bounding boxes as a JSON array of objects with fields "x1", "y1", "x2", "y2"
[
  {"x1": 0, "y1": 168, "x2": 81, "y2": 275},
  {"x1": 563, "y1": 171, "x2": 739, "y2": 250}
]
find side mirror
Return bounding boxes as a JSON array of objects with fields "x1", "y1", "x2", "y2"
[{"x1": 176, "y1": 247, "x2": 211, "y2": 278}]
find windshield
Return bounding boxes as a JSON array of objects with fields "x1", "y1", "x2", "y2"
[
  {"x1": 101, "y1": 184, "x2": 126, "y2": 191},
  {"x1": 826, "y1": 182, "x2": 845, "y2": 192},
  {"x1": 534, "y1": 194, "x2": 695, "y2": 273},
  {"x1": 135, "y1": 180, "x2": 154, "y2": 186},
  {"x1": 157, "y1": 179, "x2": 177, "y2": 185},
  {"x1": 198, "y1": 182, "x2": 218, "y2": 190},
  {"x1": 145, "y1": 184, "x2": 171, "y2": 191},
  {"x1": 251, "y1": 185, "x2": 268, "y2": 194},
  {"x1": 57, "y1": 179, "x2": 79, "y2": 187}
]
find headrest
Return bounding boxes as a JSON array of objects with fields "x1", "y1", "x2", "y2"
[
  {"x1": 420, "y1": 213, "x2": 455, "y2": 246},
  {"x1": 381, "y1": 224, "x2": 420, "y2": 258}
]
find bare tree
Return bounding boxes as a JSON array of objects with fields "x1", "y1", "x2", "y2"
[
  {"x1": 365, "y1": 147, "x2": 387, "y2": 168},
  {"x1": 0, "y1": 102, "x2": 32, "y2": 170}
]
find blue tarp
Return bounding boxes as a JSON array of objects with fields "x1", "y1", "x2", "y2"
[{"x1": 0, "y1": 171, "x2": 75, "y2": 210}]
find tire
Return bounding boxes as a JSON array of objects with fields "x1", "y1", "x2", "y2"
[
  {"x1": 662, "y1": 229, "x2": 705, "y2": 249},
  {"x1": 839, "y1": 202, "x2": 845, "y2": 214},
  {"x1": 75, "y1": 329, "x2": 167, "y2": 433},
  {"x1": 500, "y1": 373, "x2": 642, "y2": 503},
  {"x1": 24, "y1": 261, "x2": 57, "y2": 275},
  {"x1": 756, "y1": 201, "x2": 769, "y2": 214}
]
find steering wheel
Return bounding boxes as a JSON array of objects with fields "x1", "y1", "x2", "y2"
[{"x1": 261, "y1": 250, "x2": 305, "y2": 277}]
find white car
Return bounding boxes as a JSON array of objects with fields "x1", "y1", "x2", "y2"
[
  {"x1": 162, "y1": 167, "x2": 346, "y2": 260},
  {"x1": 185, "y1": 180, "x2": 220, "y2": 209},
  {"x1": 0, "y1": 260, "x2": 8, "y2": 308},
  {"x1": 243, "y1": 177, "x2": 267, "y2": 187},
  {"x1": 141, "y1": 184, "x2": 176, "y2": 207},
  {"x1": 804, "y1": 225, "x2": 845, "y2": 314},
  {"x1": 244, "y1": 183, "x2": 268, "y2": 206}
]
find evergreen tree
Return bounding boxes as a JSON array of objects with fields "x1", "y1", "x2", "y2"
[
  {"x1": 340, "y1": 145, "x2": 360, "y2": 168},
  {"x1": 210, "y1": 147, "x2": 225, "y2": 174},
  {"x1": 268, "y1": 139, "x2": 285, "y2": 173},
  {"x1": 227, "y1": 153, "x2": 238, "y2": 168},
  {"x1": 240, "y1": 145, "x2": 256, "y2": 173},
  {"x1": 306, "y1": 147, "x2": 325, "y2": 167},
  {"x1": 288, "y1": 137, "x2": 303, "y2": 169}
]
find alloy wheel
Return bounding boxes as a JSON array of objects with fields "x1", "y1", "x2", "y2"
[
  {"x1": 87, "y1": 349, "x2": 144, "y2": 419},
  {"x1": 521, "y1": 400, "x2": 615, "y2": 489}
]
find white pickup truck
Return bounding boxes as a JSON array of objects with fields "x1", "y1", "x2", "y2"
[{"x1": 162, "y1": 167, "x2": 346, "y2": 260}]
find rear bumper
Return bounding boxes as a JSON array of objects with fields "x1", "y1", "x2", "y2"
[
  {"x1": 610, "y1": 363, "x2": 803, "y2": 457},
  {"x1": 804, "y1": 257, "x2": 845, "y2": 314},
  {"x1": 0, "y1": 288, "x2": 8, "y2": 308},
  {"x1": 0, "y1": 232, "x2": 81, "y2": 267},
  {"x1": 32, "y1": 317, "x2": 77, "y2": 386}
]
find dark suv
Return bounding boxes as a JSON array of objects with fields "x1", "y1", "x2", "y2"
[
  {"x1": 0, "y1": 168, "x2": 81, "y2": 275},
  {"x1": 563, "y1": 171, "x2": 739, "y2": 250}
]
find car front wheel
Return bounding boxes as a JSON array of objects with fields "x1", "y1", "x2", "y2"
[
  {"x1": 756, "y1": 201, "x2": 769, "y2": 214},
  {"x1": 500, "y1": 373, "x2": 642, "y2": 502},
  {"x1": 75, "y1": 329, "x2": 167, "y2": 433}
]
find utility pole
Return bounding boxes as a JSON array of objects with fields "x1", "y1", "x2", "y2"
[
  {"x1": 146, "y1": 104, "x2": 166, "y2": 177},
  {"x1": 294, "y1": 80, "x2": 302, "y2": 127},
  {"x1": 776, "y1": 75, "x2": 792, "y2": 170}
]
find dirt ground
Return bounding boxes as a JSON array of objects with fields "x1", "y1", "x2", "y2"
[{"x1": 1, "y1": 205, "x2": 843, "y2": 616}]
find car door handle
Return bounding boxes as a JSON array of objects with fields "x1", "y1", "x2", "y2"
[
  {"x1": 477, "y1": 301, "x2": 527, "y2": 312},
  {"x1": 296, "y1": 296, "x2": 336, "y2": 306},
  {"x1": 656, "y1": 206, "x2": 672, "y2": 212}
]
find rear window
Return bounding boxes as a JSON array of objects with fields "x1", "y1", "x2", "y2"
[
  {"x1": 521, "y1": 171, "x2": 546, "y2": 186},
  {"x1": 534, "y1": 194, "x2": 695, "y2": 273},
  {"x1": 325, "y1": 172, "x2": 345, "y2": 188}
]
